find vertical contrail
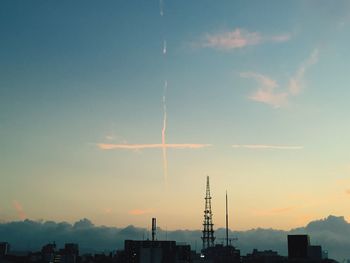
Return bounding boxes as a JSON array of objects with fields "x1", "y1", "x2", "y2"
[
  {"x1": 162, "y1": 80, "x2": 168, "y2": 184},
  {"x1": 160, "y1": 0, "x2": 167, "y2": 185},
  {"x1": 13, "y1": 200, "x2": 26, "y2": 220},
  {"x1": 163, "y1": 40, "x2": 167, "y2": 55},
  {"x1": 159, "y1": 0, "x2": 164, "y2": 16}
]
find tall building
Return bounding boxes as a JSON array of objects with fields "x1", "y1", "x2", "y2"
[
  {"x1": 41, "y1": 242, "x2": 57, "y2": 263},
  {"x1": 201, "y1": 176, "x2": 215, "y2": 250},
  {"x1": 121, "y1": 218, "x2": 192, "y2": 263},
  {"x1": 0, "y1": 242, "x2": 10, "y2": 256},
  {"x1": 124, "y1": 240, "x2": 179, "y2": 263},
  {"x1": 287, "y1": 235, "x2": 310, "y2": 259},
  {"x1": 60, "y1": 243, "x2": 79, "y2": 263}
]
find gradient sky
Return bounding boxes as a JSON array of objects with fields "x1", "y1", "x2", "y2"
[{"x1": 1, "y1": 0, "x2": 350, "y2": 231}]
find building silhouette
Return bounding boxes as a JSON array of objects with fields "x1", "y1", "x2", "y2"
[
  {"x1": 119, "y1": 218, "x2": 192, "y2": 263},
  {"x1": 0, "y1": 242, "x2": 10, "y2": 257},
  {"x1": 288, "y1": 235, "x2": 326, "y2": 262},
  {"x1": 288, "y1": 235, "x2": 310, "y2": 259},
  {"x1": 307, "y1": 246, "x2": 322, "y2": 261},
  {"x1": 242, "y1": 249, "x2": 286, "y2": 263}
]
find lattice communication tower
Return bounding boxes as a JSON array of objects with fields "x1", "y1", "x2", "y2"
[{"x1": 201, "y1": 176, "x2": 215, "y2": 250}]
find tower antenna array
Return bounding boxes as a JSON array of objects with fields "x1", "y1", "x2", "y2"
[{"x1": 201, "y1": 176, "x2": 215, "y2": 250}]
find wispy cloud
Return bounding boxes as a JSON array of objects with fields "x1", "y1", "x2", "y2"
[
  {"x1": 288, "y1": 49, "x2": 319, "y2": 95},
  {"x1": 128, "y1": 209, "x2": 152, "y2": 216},
  {"x1": 240, "y1": 72, "x2": 289, "y2": 107},
  {"x1": 98, "y1": 143, "x2": 212, "y2": 150},
  {"x1": 201, "y1": 28, "x2": 291, "y2": 50},
  {"x1": 240, "y1": 49, "x2": 319, "y2": 107},
  {"x1": 13, "y1": 200, "x2": 26, "y2": 220},
  {"x1": 270, "y1": 34, "x2": 292, "y2": 43},
  {"x1": 232, "y1": 144, "x2": 303, "y2": 150}
]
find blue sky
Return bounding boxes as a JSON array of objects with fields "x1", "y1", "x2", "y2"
[{"x1": 1, "y1": 0, "x2": 350, "y2": 230}]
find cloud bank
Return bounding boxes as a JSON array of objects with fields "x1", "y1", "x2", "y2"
[{"x1": 0, "y1": 216, "x2": 349, "y2": 261}]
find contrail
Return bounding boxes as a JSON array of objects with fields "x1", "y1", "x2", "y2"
[
  {"x1": 162, "y1": 80, "x2": 168, "y2": 184},
  {"x1": 98, "y1": 143, "x2": 212, "y2": 150},
  {"x1": 13, "y1": 200, "x2": 26, "y2": 220},
  {"x1": 232, "y1": 144, "x2": 303, "y2": 150},
  {"x1": 163, "y1": 40, "x2": 167, "y2": 55},
  {"x1": 159, "y1": 0, "x2": 164, "y2": 16},
  {"x1": 96, "y1": 0, "x2": 213, "y2": 184}
]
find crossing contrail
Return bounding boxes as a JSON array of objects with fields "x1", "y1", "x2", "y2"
[
  {"x1": 97, "y1": 84, "x2": 211, "y2": 183},
  {"x1": 96, "y1": 0, "x2": 212, "y2": 184}
]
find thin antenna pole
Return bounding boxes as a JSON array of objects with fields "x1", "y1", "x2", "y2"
[
  {"x1": 152, "y1": 218, "x2": 156, "y2": 241},
  {"x1": 226, "y1": 191, "x2": 229, "y2": 247}
]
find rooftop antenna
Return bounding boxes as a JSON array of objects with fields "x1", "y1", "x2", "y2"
[
  {"x1": 152, "y1": 218, "x2": 157, "y2": 241},
  {"x1": 165, "y1": 226, "x2": 168, "y2": 240}
]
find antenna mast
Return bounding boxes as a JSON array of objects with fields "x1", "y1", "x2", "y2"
[
  {"x1": 226, "y1": 191, "x2": 229, "y2": 247},
  {"x1": 202, "y1": 176, "x2": 215, "y2": 250}
]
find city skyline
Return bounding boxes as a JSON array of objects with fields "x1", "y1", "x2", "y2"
[{"x1": 1, "y1": 0, "x2": 350, "y2": 230}]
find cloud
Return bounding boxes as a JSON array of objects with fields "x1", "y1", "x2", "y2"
[
  {"x1": 12, "y1": 200, "x2": 26, "y2": 220},
  {"x1": 201, "y1": 28, "x2": 290, "y2": 50},
  {"x1": 240, "y1": 72, "x2": 289, "y2": 107},
  {"x1": 270, "y1": 34, "x2": 292, "y2": 43},
  {"x1": 97, "y1": 143, "x2": 212, "y2": 150},
  {"x1": 240, "y1": 49, "x2": 319, "y2": 107},
  {"x1": 128, "y1": 209, "x2": 152, "y2": 216},
  {"x1": 0, "y1": 216, "x2": 348, "y2": 261},
  {"x1": 345, "y1": 189, "x2": 350, "y2": 195},
  {"x1": 232, "y1": 144, "x2": 303, "y2": 150},
  {"x1": 288, "y1": 49, "x2": 319, "y2": 95}
]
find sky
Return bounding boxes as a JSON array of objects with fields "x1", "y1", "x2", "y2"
[{"x1": 1, "y1": 0, "x2": 350, "y2": 231}]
